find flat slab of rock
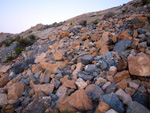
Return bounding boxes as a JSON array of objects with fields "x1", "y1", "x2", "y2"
[
  {"x1": 58, "y1": 89, "x2": 93, "y2": 112},
  {"x1": 128, "y1": 52, "x2": 150, "y2": 77}
]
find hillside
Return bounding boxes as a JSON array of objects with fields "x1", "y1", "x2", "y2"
[{"x1": 0, "y1": 0, "x2": 150, "y2": 113}]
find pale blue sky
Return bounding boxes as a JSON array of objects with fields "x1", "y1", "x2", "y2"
[{"x1": 0, "y1": 0, "x2": 131, "y2": 34}]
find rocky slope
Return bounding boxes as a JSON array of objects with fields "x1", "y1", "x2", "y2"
[{"x1": 0, "y1": 0, "x2": 150, "y2": 113}]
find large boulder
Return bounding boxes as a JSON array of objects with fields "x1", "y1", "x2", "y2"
[
  {"x1": 58, "y1": 89, "x2": 93, "y2": 112},
  {"x1": 128, "y1": 52, "x2": 150, "y2": 77}
]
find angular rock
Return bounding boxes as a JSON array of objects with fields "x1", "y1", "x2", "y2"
[
  {"x1": 31, "y1": 64, "x2": 43, "y2": 73},
  {"x1": 113, "y1": 39, "x2": 132, "y2": 55},
  {"x1": 115, "y1": 79, "x2": 128, "y2": 90},
  {"x1": 75, "y1": 78, "x2": 87, "y2": 89},
  {"x1": 33, "y1": 84, "x2": 54, "y2": 95},
  {"x1": 115, "y1": 88, "x2": 132, "y2": 104},
  {"x1": 100, "y1": 93, "x2": 124, "y2": 113},
  {"x1": 40, "y1": 70, "x2": 50, "y2": 83},
  {"x1": 105, "y1": 82, "x2": 116, "y2": 94},
  {"x1": 22, "y1": 95, "x2": 51, "y2": 113},
  {"x1": 53, "y1": 50, "x2": 63, "y2": 61},
  {"x1": 128, "y1": 52, "x2": 150, "y2": 77},
  {"x1": 125, "y1": 87, "x2": 136, "y2": 96},
  {"x1": 63, "y1": 80, "x2": 77, "y2": 89},
  {"x1": 77, "y1": 71, "x2": 93, "y2": 81},
  {"x1": 85, "y1": 64, "x2": 97, "y2": 73},
  {"x1": 58, "y1": 89, "x2": 93, "y2": 112},
  {"x1": 127, "y1": 101, "x2": 150, "y2": 113},
  {"x1": 34, "y1": 53, "x2": 46, "y2": 63},
  {"x1": 118, "y1": 31, "x2": 133, "y2": 40},
  {"x1": 72, "y1": 63, "x2": 83, "y2": 79},
  {"x1": 0, "y1": 93, "x2": 8, "y2": 106},
  {"x1": 7, "y1": 82, "x2": 24, "y2": 101},
  {"x1": 129, "y1": 81, "x2": 139, "y2": 90},
  {"x1": 0, "y1": 74, "x2": 9, "y2": 87},
  {"x1": 95, "y1": 100, "x2": 110, "y2": 113},
  {"x1": 81, "y1": 55, "x2": 94, "y2": 65},
  {"x1": 114, "y1": 71, "x2": 130, "y2": 83},
  {"x1": 0, "y1": 65, "x2": 11, "y2": 73}
]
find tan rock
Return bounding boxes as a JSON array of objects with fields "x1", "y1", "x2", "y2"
[
  {"x1": 72, "y1": 63, "x2": 83, "y2": 79},
  {"x1": 118, "y1": 30, "x2": 132, "y2": 40},
  {"x1": 131, "y1": 38, "x2": 140, "y2": 49},
  {"x1": 95, "y1": 77, "x2": 107, "y2": 85},
  {"x1": 102, "y1": 82, "x2": 111, "y2": 90},
  {"x1": 133, "y1": 30, "x2": 138, "y2": 38},
  {"x1": 117, "y1": 59, "x2": 128, "y2": 71},
  {"x1": 95, "y1": 100, "x2": 110, "y2": 113},
  {"x1": 33, "y1": 84, "x2": 54, "y2": 95},
  {"x1": 60, "y1": 31, "x2": 70, "y2": 38},
  {"x1": 34, "y1": 53, "x2": 46, "y2": 63},
  {"x1": 128, "y1": 52, "x2": 150, "y2": 77},
  {"x1": 91, "y1": 33, "x2": 100, "y2": 42},
  {"x1": 53, "y1": 50, "x2": 63, "y2": 61},
  {"x1": 0, "y1": 74, "x2": 9, "y2": 87},
  {"x1": 60, "y1": 75, "x2": 69, "y2": 84},
  {"x1": 107, "y1": 76, "x2": 114, "y2": 82},
  {"x1": 115, "y1": 79, "x2": 128, "y2": 90},
  {"x1": 129, "y1": 81, "x2": 139, "y2": 90},
  {"x1": 125, "y1": 87, "x2": 136, "y2": 96},
  {"x1": 8, "y1": 82, "x2": 24, "y2": 101},
  {"x1": 58, "y1": 89, "x2": 93, "y2": 112},
  {"x1": 115, "y1": 88, "x2": 132, "y2": 104},
  {"x1": 63, "y1": 80, "x2": 77, "y2": 89},
  {"x1": 75, "y1": 78, "x2": 87, "y2": 89},
  {"x1": 0, "y1": 93, "x2": 8, "y2": 106},
  {"x1": 100, "y1": 45, "x2": 109, "y2": 55},
  {"x1": 109, "y1": 66, "x2": 117, "y2": 76},
  {"x1": 114, "y1": 71, "x2": 130, "y2": 83},
  {"x1": 106, "y1": 109, "x2": 118, "y2": 113},
  {"x1": 1, "y1": 104, "x2": 15, "y2": 113},
  {"x1": 0, "y1": 65, "x2": 11, "y2": 73},
  {"x1": 85, "y1": 84, "x2": 96, "y2": 94},
  {"x1": 31, "y1": 64, "x2": 43, "y2": 73}
]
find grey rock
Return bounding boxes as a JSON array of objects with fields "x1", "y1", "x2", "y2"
[
  {"x1": 113, "y1": 39, "x2": 132, "y2": 55},
  {"x1": 100, "y1": 93, "x2": 124, "y2": 113},
  {"x1": 12, "y1": 58, "x2": 34, "y2": 74},
  {"x1": 81, "y1": 55, "x2": 94, "y2": 65},
  {"x1": 85, "y1": 64, "x2": 97, "y2": 73},
  {"x1": 99, "y1": 61, "x2": 108, "y2": 71},
  {"x1": 146, "y1": 37, "x2": 150, "y2": 46},
  {"x1": 132, "y1": 91, "x2": 148, "y2": 107},
  {"x1": 68, "y1": 27, "x2": 81, "y2": 34},
  {"x1": 130, "y1": 18, "x2": 141, "y2": 25},
  {"x1": 103, "y1": 12, "x2": 115, "y2": 20},
  {"x1": 55, "y1": 73, "x2": 63, "y2": 80},
  {"x1": 87, "y1": 85, "x2": 104, "y2": 101},
  {"x1": 77, "y1": 71, "x2": 94, "y2": 81},
  {"x1": 105, "y1": 82, "x2": 116, "y2": 94},
  {"x1": 127, "y1": 101, "x2": 150, "y2": 113},
  {"x1": 138, "y1": 29, "x2": 146, "y2": 34}
]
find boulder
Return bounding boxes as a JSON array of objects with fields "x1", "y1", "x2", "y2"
[
  {"x1": 7, "y1": 82, "x2": 24, "y2": 101},
  {"x1": 127, "y1": 101, "x2": 150, "y2": 113},
  {"x1": 58, "y1": 89, "x2": 93, "y2": 112},
  {"x1": 128, "y1": 52, "x2": 150, "y2": 76}
]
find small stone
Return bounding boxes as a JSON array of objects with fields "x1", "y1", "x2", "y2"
[
  {"x1": 109, "y1": 66, "x2": 117, "y2": 76},
  {"x1": 85, "y1": 64, "x2": 97, "y2": 73},
  {"x1": 40, "y1": 70, "x2": 50, "y2": 83},
  {"x1": 53, "y1": 50, "x2": 63, "y2": 61},
  {"x1": 0, "y1": 65, "x2": 11, "y2": 73},
  {"x1": 31, "y1": 64, "x2": 43, "y2": 73},
  {"x1": 60, "y1": 75, "x2": 69, "y2": 84},
  {"x1": 95, "y1": 100, "x2": 110, "y2": 113},
  {"x1": 0, "y1": 93, "x2": 8, "y2": 106},
  {"x1": 127, "y1": 101, "x2": 150, "y2": 113},
  {"x1": 95, "y1": 77, "x2": 107, "y2": 85},
  {"x1": 117, "y1": 59, "x2": 128, "y2": 71},
  {"x1": 72, "y1": 63, "x2": 83, "y2": 79},
  {"x1": 34, "y1": 53, "x2": 46, "y2": 63},
  {"x1": 63, "y1": 80, "x2": 77, "y2": 89},
  {"x1": 118, "y1": 30, "x2": 132, "y2": 40},
  {"x1": 114, "y1": 71, "x2": 130, "y2": 83},
  {"x1": 138, "y1": 29, "x2": 146, "y2": 34},
  {"x1": 50, "y1": 78, "x2": 60, "y2": 89},
  {"x1": 75, "y1": 78, "x2": 87, "y2": 89},
  {"x1": 129, "y1": 81, "x2": 139, "y2": 90},
  {"x1": 115, "y1": 88, "x2": 132, "y2": 104},
  {"x1": 105, "y1": 109, "x2": 118, "y2": 113},
  {"x1": 105, "y1": 82, "x2": 116, "y2": 94},
  {"x1": 125, "y1": 87, "x2": 136, "y2": 96},
  {"x1": 102, "y1": 82, "x2": 111, "y2": 90},
  {"x1": 81, "y1": 55, "x2": 94, "y2": 65},
  {"x1": 115, "y1": 79, "x2": 128, "y2": 90},
  {"x1": 0, "y1": 74, "x2": 9, "y2": 87},
  {"x1": 131, "y1": 38, "x2": 140, "y2": 49}
]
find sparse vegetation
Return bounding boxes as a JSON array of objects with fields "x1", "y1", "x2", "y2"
[
  {"x1": 15, "y1": 47, "x2": 22, "y2": 55},
  {"x1": 29, "y1": 34, "x2": 36, "y2": 40},
  {"x1": 122, "y1": 10, "x2": 126, "y2": 13},
  {"x1": 93, "y1": 20, "x2": 98, "y2": 25},
  {"x1": 19, "y1": 38, "x2": 30, "y2": 46},
  {"x1": 6, "y1": 53, "x2": 14, "y2": 61}
]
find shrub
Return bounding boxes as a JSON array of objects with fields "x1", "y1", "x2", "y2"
[
  {"x1": 29, "y1": 34, "x2": 36, "y2": 40},
  {"x1": 93, "y1": 20, "x2": 98, "y2": 25},
  {"x1": 4, "y1": 41, "x2": 10, "y2": 46},
  {"x1": 6, "y1": 54, "x2": 14, "y2": 61},
  {"x1": 15, "y1": 36, "x2": 21, "y2": 42},
  {"x1": 19, "y1": 38, "x2": 30, "y2": 46},
  {"x1": 15, "y1": 47, "x2": 22, "y2": 55},
  {"x1": 122, "y1": 10, "x2": 126, "y2": 13}
]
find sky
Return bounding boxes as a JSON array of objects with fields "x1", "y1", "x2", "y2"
[{"x1": 0, "y1": 0, "x2": 131, "y2": 34}]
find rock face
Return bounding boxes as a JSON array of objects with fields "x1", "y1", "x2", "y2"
[
  {"x1": 7, "y1": 82, "x2": 24, "y2": 101},
  {"x1": 58, "y1": 89, "x2": 93, "y2": 112},
  {"x1": 128, "y1": 52, "x2": 150, "y2": 76}
]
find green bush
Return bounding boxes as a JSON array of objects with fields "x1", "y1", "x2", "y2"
[
  {"x1": 15, "y1": 36, "x2": 21, "y2": 42},
  {"x1": 19, "y1": 38, "x2": 30, "y2": 46},
  {"x1": 6, "y1": 54, "x2": 14, "y2": 61},
  {"x1": 122, "y1": 10, "x2": 126, "y2": 13},
  {"x1": 4, "y1": 41, "x2": 10, "y2": 46},
  {"x1": 15, "y1": 47, "x2": 22, "y2": 55},
  {"x1": 29, "y1": 34, "x2": 36, "y2": 40},
  {"x1": 93, "y1": 20, "x2": 98, "y2": 25}
]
